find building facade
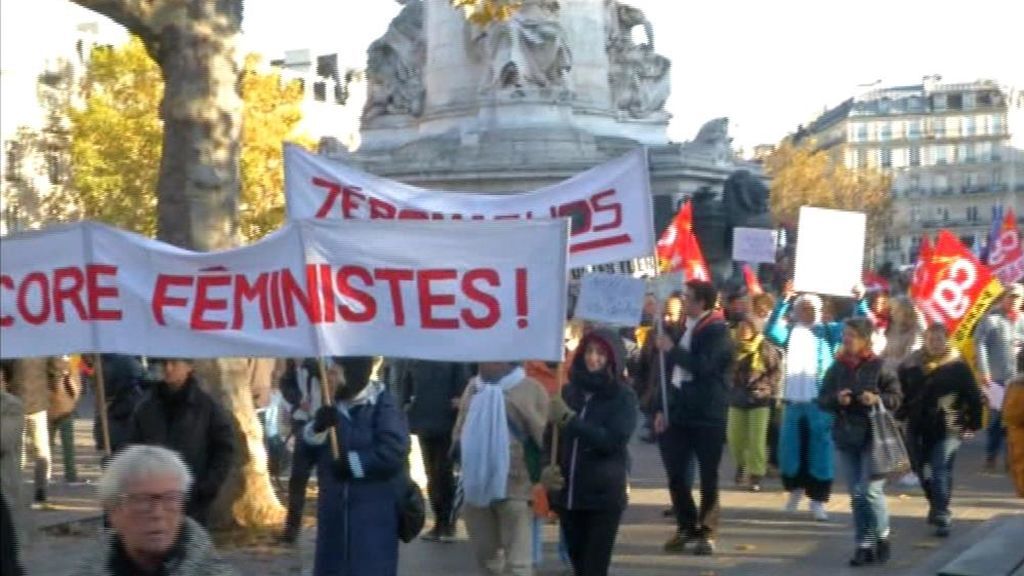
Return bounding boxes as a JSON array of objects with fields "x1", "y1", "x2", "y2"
[{"x1": 798, "y1": 77, "x2": 1022, "y2": 266}]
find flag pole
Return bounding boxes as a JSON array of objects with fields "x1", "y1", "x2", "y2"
[
  {"x1": 92, "y1": 354, "x2": 112, "y2": 457},
  {"x1": 316, "y1": 358, "x2": 341, "y2": 460},
  {"x1": 551, "y1": 362, "x2": 565, "y2": 463}
]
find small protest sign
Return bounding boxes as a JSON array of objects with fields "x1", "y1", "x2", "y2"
[
  {"x1": 574, "y1": 273, "x2": 647, "y2": 326},
  {"x1": 793, "y1": 206, "x2": 866, "y2": 297},
  {"x1": 732, "y1": 227, "x2": 777, "y2": 264}
]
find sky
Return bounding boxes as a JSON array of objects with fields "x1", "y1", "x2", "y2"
[
  {"x1": 2, "y1": 0, "x2": 1020, "y2": 152},
  {"x1": 241, "y1": 0, "x2": 1022, "y2": 152}
]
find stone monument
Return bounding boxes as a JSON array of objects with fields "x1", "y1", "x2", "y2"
[{"x1": 324, "y1": 0, "x2": 768, "y2": 281}]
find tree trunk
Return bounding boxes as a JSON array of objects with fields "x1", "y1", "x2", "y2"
[
  {"x1": 151, "y1": 17, "x2": 283, "y2": 529},
  {"x1": 69, "y1": 0, "x2": 284, "y2": 529}
]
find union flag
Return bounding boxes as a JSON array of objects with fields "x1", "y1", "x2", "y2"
[
  {"x1": 988, "y1": 207, "x2": 1024, "y2": 285},
  {"x1": 656, "y1": 200, "x2": 710, "y2": 281}
]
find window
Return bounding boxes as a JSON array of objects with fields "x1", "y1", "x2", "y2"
[
  {"x1": 934, "y1": 145, "x2": 948, "y2": 165},
  {"x1": 932, "y1": 119, "x2": 945, "y2": 138},
  {"x1": 855, "y1": 148, "x2": 867, "y2": 169},
  {"x1": 909, "y1": 146, "x2": 921, "y2": 167},
  {"x1": 908, "y1": 120, "x2": 922, "y2": 139},
  {"x1": 933, "y1": 94, "x2": 948, "y2": 111},
  {"x1": 911, "y1": 206, "x2": 921, "y2": 223},
  {"x1": 963, "y1": 115, "x2": 975, "y2": 137},
  {"x1": 963, "y1": 92, "x2": 976, "y2": 110},
  {"x1": 879, "y1": 122, "x2": 892, "y2": 141},
  {"x1": 946, "y1": 116, "x2": 960, "y2": 137},
  {"x1": 880, "y1": 147, "x2": 892, "y2": 168},
  {"x1": 991, "y1": 114, "x2": 1003, "y2": 136},
  {"x1": 879, "y1": 98, "x2": 892, "y2": 114},
  {"x1": 313, "y1": 81, "x2": 326, "y2": 102},
  {"x1": 967, "y1": 206, "x2": 979, "y2": 222},
  {"x1": 976, "y1": 141, "x2": 992, "y2": 163},
  {"x1": 908, "y1": 96, "x2": 923, "y2": 111}
]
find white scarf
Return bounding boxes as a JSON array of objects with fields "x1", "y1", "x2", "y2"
[
  {"x1": 671, "y1": 313, "x2": 708, "y2": 387},
  {"x1": 785, "y1": 325, "x2": 820, "y2": 402},
  {"x1": 460, "y1": 367, "x2": 525, "y2": 507}
]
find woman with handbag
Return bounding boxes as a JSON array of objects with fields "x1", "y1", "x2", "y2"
[
  {"x1": 819, "y1": 317, "x2": 902, "y2": 567},
  {"x1": 897, "y1": 323, "x2": 983, "y2": 536},
  {"x1": 306, "y1": 357, "x2": 410, "y2": 576}
]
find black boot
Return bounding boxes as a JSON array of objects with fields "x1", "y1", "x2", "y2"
[
  {"x1": 876, "y1": 538, "x2": 891, "y2": 564},
  {"x1": 849, "y1": 546, "x2": 875, "y2": 567}
]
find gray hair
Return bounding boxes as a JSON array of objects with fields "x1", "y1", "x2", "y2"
[{"x1": 97, "y1": 444, "x2": 193, "y2": 509}]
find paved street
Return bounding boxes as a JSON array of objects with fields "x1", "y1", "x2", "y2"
[{"x1": 20, "y1": 411, "x2": 1024, "y2": 576}]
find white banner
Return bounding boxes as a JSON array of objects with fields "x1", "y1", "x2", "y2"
[
  {"x1": 793, "y1": 206, "x2": 866, "y2": 297},
  {"x1": 732, "y1": 227, "x2": 777, "y2": 264},
  {"x1": 284, "y1": 144, "x2": 654, "y2": 268},
  {"x1": 0, "y1": 219, "x2": 569, "y2": 362},
  {"x1": 574, "y1": 273, "x2": 647, "y2": 327}
]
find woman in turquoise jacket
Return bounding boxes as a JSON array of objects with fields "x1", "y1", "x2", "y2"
[{"x1": 764, "y1": 284, "x2": 867, "y2": 521}]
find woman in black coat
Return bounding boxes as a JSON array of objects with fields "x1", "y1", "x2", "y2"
[
  {"x1": 897, "y1": 323, "x2": 982, "y2": 537},
  {"x1": 819, "y1": 317, "x2": 901, "y2": 568},
  {"x1": 548, "y1": 328, "x2": 638, "y2": 576}
]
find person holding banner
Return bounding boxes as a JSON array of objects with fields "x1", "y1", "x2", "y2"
[
  {"x1": 819, "y1": 317, "x2": 901, "y2": 567},
  {"x1": 306, "y1": 356, "x2": 409, "y2": 576},
  {"x1": 765, "y1": 284, "x2": 868, "y2": 521},
  {"x1": 129, "y1": 358, "x2": 235, "y2": 527},
  {"x1": 453, "y1": 362, "x2": 549, "y2": 576},
  {"x1": 654, "y1": 280, "x2": 735, "y2": 556},
  {"x1": 896, "y1": 323, "x2": 983, "y2": 537},
  {"x1": 975, "y1": 283, "x2": 1024, "y2": 472},
  {"x1": 548, "y1": 328, "x2": 638, "y2": 576}
]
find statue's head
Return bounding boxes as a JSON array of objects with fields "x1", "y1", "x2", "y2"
[
  {"x1": 694, "y1": 117, "x2": 729, "y2": 144},
  {"x1": 723, "y1": 170, "x2": 769, "y2": 215}
]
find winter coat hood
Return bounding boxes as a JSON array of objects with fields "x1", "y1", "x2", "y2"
[{"x1": 571, "y1": 328, "x2": 627, "y2": 379}]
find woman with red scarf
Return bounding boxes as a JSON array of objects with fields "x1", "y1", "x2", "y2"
[{"x1": 819, "y1": 317, "x2": 901, "y2": 568}]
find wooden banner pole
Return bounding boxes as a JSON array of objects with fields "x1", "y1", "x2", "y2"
[
  {"x1": 317, "y1": 358, "x2": 341, "y2": 459},
  {"x1": 92, "y1": 355, "x2": 112, "y2": 457}
]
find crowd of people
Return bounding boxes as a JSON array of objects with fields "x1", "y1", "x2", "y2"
[{"x1": 0, "y1": 278, "x2": 1022, "y2": 576}]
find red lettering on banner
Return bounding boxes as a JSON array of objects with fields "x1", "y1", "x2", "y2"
[
  {"x1": 319, "y1": 265, "x2": 337, "y2": 324},
  {"x1": 0, "y1": 275, "x2": 13, "y2": 327},
  {"x1": 280, "y1": 268, "x2": 321, "y2": 327},
  {"x1": 313, "y1": 177, "x2": 342, "y2": 218},
  {"x1": 374, "y1": 268, "x2": 414, "y2": 326},
  {"x1": 152, "y1": 275, "x2": 194, "y2": 326},
  {"x1": 397, "y1": 209, "x2": 429, "y2": 220},
  {"x1": 191, "y1": 274, "x2": 231, "y2": 330},
  {"x1": 417, "y1": 269, "x2": 459, "y2": 329},
  {"x1": 369, "y1": 197, "x2": 397, "y2": 219},
  {"x1": 340, "y1": 186, "x2": 365, "y2": 218},
  {"x1": 86, "y1": 265, "x2": 122, "y2": 321},
  {"x1": 557, "y1": 199, "x2": 592, "y2": 236},
  {"x1": 52, "y1": 267, "x2": 87, "y2": 323},
  {"x1": 590, "y1": 189, "x2": 622, "y2": 233},
  {"x1": 269, "y1": 271, "x2": 285, "y2": 329},
  {"x1": 17, "y1": 272, "x2": 50, "y2": 325},
  {"x1": 233, "y1": 273, "x2": 272, "y2": 330},
  {"x1": 336, "y1": 266, "x2": 376, "y2": 322},
  {"x1": 461, "y1": 269, "x2": 500, "y2": 329}
]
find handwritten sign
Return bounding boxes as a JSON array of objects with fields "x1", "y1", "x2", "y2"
[
  {"x1": 732, "y1": 227, "x2": 778, "y2": 264},
  {"x1": 649, "y1": 272, "x2": 684, "y2": 302},
  {"x1": 793, "y1": 206, "x2": 866, "y2": 297},
  {"x1": 574, "y1": 273, "x2": 647, "y2": 327}
]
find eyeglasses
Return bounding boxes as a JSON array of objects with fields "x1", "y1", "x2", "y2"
[{"x1": 119, "y1": 491, "x2": 185, "y2": 514}]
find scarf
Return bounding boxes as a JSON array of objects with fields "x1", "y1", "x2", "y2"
[
  {"x1": 460, "y1": 367, "x2": 525, "y2": 507},
  {"x1": 670, "y1": 310, "x2": 723, "y2": 387},
  {"x1": 838, "y1": 350, "x2": 876, "y2": 370},
  {"x1": 784, "y1": 324, "x2": 821, "y2": 402},
  {"x1": 737, "y1": 333, "x2": 766, "y2": 374}
]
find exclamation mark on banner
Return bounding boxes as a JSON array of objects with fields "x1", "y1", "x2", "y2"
[{"x1": 516, "y1": 268, "x2": 528, "y2": 328}]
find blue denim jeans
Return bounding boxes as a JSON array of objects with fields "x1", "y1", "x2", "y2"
[
  {"x1": 839, "y1": 449, "x2": 890, "y2": 546},
  {"x1": 986, "y1": 406, "x2": 1006, "y2": 460},
  {"x1": 920, "y1": 437, "x2": 960, "y2": 525}
]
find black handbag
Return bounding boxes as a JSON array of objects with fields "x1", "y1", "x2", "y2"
[
  {"x1": 397, "y1": 478, "x2": 426, "y2": 543},
  {"x1": 868, "y1": 404, "x2": 911, "y2": 478}
]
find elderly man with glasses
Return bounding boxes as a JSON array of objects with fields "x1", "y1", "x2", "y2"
[{"x1": 69, "y1": 444, "x2": 236, "y2": 576}]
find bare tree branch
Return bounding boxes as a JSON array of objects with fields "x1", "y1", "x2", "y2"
[{"x1": 69, "y1": 0, "x2": 154, "y2": 39}]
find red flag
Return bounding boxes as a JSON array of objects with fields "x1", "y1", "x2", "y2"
[
  {"x1": 743, "y1": 264, "x2": 764, "y2": 295},
  {"x1": 909, "y1": 235, "x2": 933, "y2": 301},
  {"x1": 656, "y1": 200, "x2": 692, "y2": 264},
  {"x1": 910, "y1": 230, "x2": 1003, "y2": 345},
  {"x1": 988, "y1": 207, "x2": 1024, "y2": 284}
]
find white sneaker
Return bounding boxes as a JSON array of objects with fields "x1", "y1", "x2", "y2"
[
  {"x1": 784, "y1": 490, "x2": 802, "y2": 513},
  {"x1": 810, "y1": 500, "x2": 829, "y2": 521}
]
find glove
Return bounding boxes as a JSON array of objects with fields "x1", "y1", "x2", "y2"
[
  {"x1": 540, "y1": 465, "x2": 565, "y2": 492},
  {"x1": 332, "y1": 458, "x2": 353, "y2": 481},
  {"x1": 312, "y1": 406, "x2": 339, "y2": 433},
  {"x1": 548, "y1": 394, "x2": 575, "y2": 426}
]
